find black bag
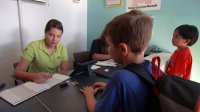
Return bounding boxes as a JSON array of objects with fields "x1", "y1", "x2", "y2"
[{"x1": 124, "y1": 56, "x2": 200, "y2": 112}]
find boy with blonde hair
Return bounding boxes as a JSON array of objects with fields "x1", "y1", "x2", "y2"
[{"x1": 80, "y1": 10, "x2": 153, "y2": 112}]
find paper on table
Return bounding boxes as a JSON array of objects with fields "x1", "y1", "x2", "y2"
[
  {"x1": 0, "y1": 85, "x2": 36, "y2": 105},
  {"x1": 0, "y1": 74, "x2": 70, "y2": 106},
  {"x1": 95, "y1": 59, "x2": 117, "y2": 67},
  {"x1": 91, "y1": 65, "x2": 101, "y2": 70},
  {"x1": 45, "y1": 74, "x2": 70, "y2": 87},
  {"x1": 23, "y1": 82, "x2": 50, "y2": 93},
  {"x1": 53, "y1": 73, "x2": 70, "y2": 80},
  {"x1": 23, "y1": 73, "x2": 70, "y2": 93}
]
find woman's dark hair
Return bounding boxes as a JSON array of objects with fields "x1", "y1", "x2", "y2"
[
  {"x1": 44, "y1": 19, "x2": 63, "y2": 33},
  {"x1": 175, "y1": 24, "x2": 199, "y2": 46}
]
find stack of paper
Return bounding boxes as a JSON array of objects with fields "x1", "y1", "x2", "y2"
[
  {"x1": 0, "y1": 74, "x2": 70, "y2": 105},
  {"x1": 95, "y1": 59, "x2": 117, "y2": 67}
]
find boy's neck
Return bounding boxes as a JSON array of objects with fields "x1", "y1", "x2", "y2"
[
  {"x1": 122, "y1": 52, "x2": 145, "y2": 66},
  {"x1": 177, "y1": 46, "x2": 188, "y2": 51}
]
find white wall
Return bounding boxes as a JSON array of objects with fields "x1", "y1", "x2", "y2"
[
  {"x1": 0, "y1": 0, "x2": 22, "y2": 86},
  {"x1": 0, "y1": 0, "x2": 87, "y2": 86}
]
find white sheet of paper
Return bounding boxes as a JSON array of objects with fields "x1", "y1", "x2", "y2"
[
  {"x1": 95, "y1": 59, "x2": 117, "y2": 67},
  {"x1": 0, "y1": 74, "x2": 70, "y2": 106},
  {"x1": 91, "y1": 65, "x2": 101, "y2": 70}
]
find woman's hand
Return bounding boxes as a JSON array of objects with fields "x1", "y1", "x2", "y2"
[{"x1": 32, "y1": 72, "x2": 52, "y2": 84}]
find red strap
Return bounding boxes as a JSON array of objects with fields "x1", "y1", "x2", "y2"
[
  {"x1": 195, "y1": 97, "x2": 200, "y2": 112},
  {"x1": 152, "y1": 56, "x2": 162, "y2": 80}
]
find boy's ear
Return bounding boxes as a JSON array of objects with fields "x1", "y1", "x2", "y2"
[
  {"x1": 119, "y1": 43, "x2": 128, "y2": 55},
  {"x1": 185, "y1": 39, "x2": 191, "y2": 45}
]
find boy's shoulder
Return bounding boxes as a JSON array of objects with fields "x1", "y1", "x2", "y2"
[
  {"x1": 111, "y1": 60, "x2": 152, "y2": 81},
  {"x1": 174, "y1": 47, "x2": 191, "y2": 56},
  {"x1": 109, "y1": 69, "x2": 144, "y2": 89}
]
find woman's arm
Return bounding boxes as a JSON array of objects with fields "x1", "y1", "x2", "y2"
[
  {"x1": 14, "y1": 57, "x2": 32, "y2": 80},
  {"x1": 90, "y1": 39, "x2": 110, "y2": 60},
  {"x1": 58, "y1": 60, "x2": 69, "y2": 74},
  {"x1": 14, "y1": 57, "x2": 51, "y2": 83},
  {"x1": 92, "y1": 53, "x2": 111, "y2": 60}
]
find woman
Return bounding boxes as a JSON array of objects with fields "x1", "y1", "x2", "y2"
[{"x1": 14, "y1": 19, "x2": 69, "y2": 84}]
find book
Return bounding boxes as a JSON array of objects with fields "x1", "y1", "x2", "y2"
[{"x1": 0, "y1": 73, "x2": 70, "y2": 105}]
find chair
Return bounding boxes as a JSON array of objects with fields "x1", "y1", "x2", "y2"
[
  {"x1": 0, "y1": 83, "x2": 6, "y2": 91},
  {"x1": 73, "y1": 51, "x2": 91, "y2": 68},
  {"x1": 12, "y1": 62, "x2": 25, "y2": 86}
]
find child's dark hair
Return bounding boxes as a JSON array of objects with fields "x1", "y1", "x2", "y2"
[
  {"x1": 99, "y1": 26, "x2": 108, "y2": 47},
  {"x1": 175, "y1": 24, "x2": 199, "y2": 46},
  {"x1": 104, "y1": 10, "x2": 153, "y2": 53},
  {"x1": 45, "y1": 19, "x2": 63, "y2": 33}
]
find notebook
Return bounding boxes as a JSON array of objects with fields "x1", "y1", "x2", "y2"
[{"x1": 0, "y1": 74, "x2": 70, "y2": 106}]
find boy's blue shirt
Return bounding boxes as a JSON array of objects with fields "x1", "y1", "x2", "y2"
[{"x1": 94, "y1": 60, "x2": 153, "y2": 112}]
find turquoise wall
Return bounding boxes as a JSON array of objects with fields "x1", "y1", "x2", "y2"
[
  {"x1": 87, "y1": 0, "x2": 126, "y2": 49},
  {"x1": 87, "y1": 0, "x2": 200, "y2": 82}
]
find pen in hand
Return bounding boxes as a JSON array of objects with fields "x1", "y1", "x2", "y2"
[{"x1": 49, "y1": 73, "x2": 53, "y2": 78}]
